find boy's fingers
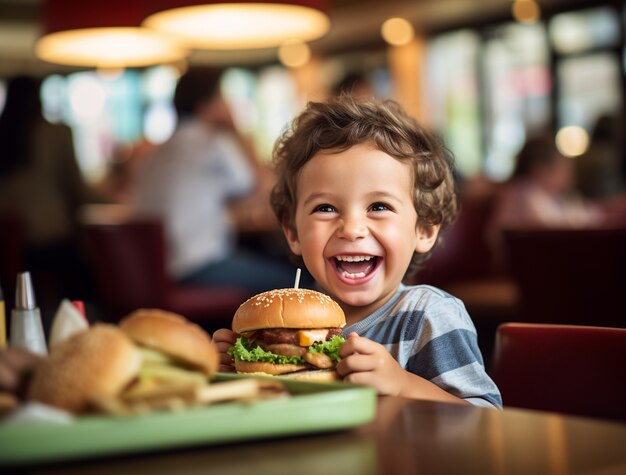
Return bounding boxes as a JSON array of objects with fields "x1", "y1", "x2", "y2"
[
  {"x1": 0, "y1": 363, "x2": 20, "y2": 391},
  {"x1": 4, "y1": 348, "x2": 42, "y2": 370},
  {"x1": 0, "y1": 349, "x2": 42, "y2": 392},
  {"x1": 339, "y1": 334, "x2": 377, "y2": 357},
  {"x1": 215, "y1": 341, "x2": 233, "y2": 351},
  {"x1": 212, "y1": 328, "x2": 236, "y2": 345},
  {"x1": 338, "y1": 353, "x2": 375, "y2": 374}
]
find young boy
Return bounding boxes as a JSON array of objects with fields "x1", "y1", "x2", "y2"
[{"x1": 214, "y1": 96, "x2": 501, "y2": 408}]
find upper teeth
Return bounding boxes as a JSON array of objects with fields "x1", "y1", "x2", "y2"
[{"x1": 336, "y1": 255, "x2": 373, "y2": 262}]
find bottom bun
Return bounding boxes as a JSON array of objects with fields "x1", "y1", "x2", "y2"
[
  {"x1": 234, "y1": 359, "x2": 340, "y2": 383},
  {"x1": 234, "y1": 359, "x2": 308, "y2": 376},
  {"x1": 279, "y1": 369, "x2": 340, "y2": 383}
]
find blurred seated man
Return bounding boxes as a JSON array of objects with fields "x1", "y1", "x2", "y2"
[
  {"x1": 131, "y1": 67, "x2": 309, "y2": 297},
  {"x1": 487, "y1": 134, "x2": 607, "y2": 269}
]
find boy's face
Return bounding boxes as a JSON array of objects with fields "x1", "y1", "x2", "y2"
[{"x1": 283, "y1": 142, "x2": 439, "y2": 321}]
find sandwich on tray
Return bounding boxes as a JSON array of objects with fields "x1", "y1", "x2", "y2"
[
  {"x1": 228, "y1": 288, "x2": 346, "y2": 382},
  {"x1": 27, "y1": 309, "x2": 219, "y2": 413}
]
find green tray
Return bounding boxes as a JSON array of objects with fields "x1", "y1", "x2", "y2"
[{"x1": 0, "y1": 373, "x2": 376, "y2": 466}]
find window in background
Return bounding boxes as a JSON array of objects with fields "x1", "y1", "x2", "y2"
[
  {"x1": 556, "y1": 53, "x2": 622, "y2": 131},
  {"x1": 482, "y1": 21, "x2": 551, "y2": 181},
  {"x1": 550, "y1": 7, "x2": 622, "y2": 133},
  {"x1": 142, "y1": 65, "x2": 178, "y2": 145},
  {"x1": 550, "y1": 6, "x2": 620, "y2": 54},
  {"x1": 41, "y1": 70, "x2": 144, "y2": 183},
  {"x1": 255, "y1": 66, "x2": 299, "y2": 161},
  {"x1": 220, "y1": 67, "x2": 261, "y2": 152},
  {"x1": 426, "y1": 30, "x2": 482, "y2": 178},
  {"x1": 40, "y1": 74, "x2": 66, "y2": 123}
]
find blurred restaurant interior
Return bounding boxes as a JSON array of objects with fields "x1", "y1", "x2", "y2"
[
  {"x1": 2, "y1": 5, "x2": 626, "y2": 474},
  {"x1": 1, "y1": 0, "x2": 625, "y2": 413}
]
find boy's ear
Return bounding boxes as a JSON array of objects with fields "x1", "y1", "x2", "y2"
[
  {"x1": 282, "y1": 223, "x2": 303, "y2": 256},
  {"x1": 415, "y1": 224, "x2": 440, "y2": 253}
]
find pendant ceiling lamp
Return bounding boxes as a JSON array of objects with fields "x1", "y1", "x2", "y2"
[
  {"x1": 143, "y1": 1, "x2": 330, "y2": 50},
  {"x1": 36, "y1": 0, "x2": 188, "y2": 68}
]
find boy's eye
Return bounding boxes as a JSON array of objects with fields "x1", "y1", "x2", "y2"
[
  {"x1": 313, "y1": 203, "x2": 336, "y2": 213},
  {"x1": 370, "y1": 202, "x2": 391, "y2": 212}
]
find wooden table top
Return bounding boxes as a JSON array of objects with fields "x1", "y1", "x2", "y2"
[{"x1": 23, "y1": 396, "x2": 626, "y2": 475}]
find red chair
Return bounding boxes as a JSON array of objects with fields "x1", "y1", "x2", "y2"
[
  {"x1": 502, "y1": 226, "x2": 626, "y2": 328},
  {"x1": 81, "y1": 219, "x2": 246, "y2": 327},
  {"x1": 490, "y1": 322, "x2": 626, "y2": 421}
]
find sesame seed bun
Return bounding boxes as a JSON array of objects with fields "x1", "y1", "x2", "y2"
[
  {"x1": 232, "y1": 288, "x2": 346, "y2": 333},
  {"x1": 27, "y1": 324, "x2": 141, "y2": 413},
  {"x1": 119, "y1": 309, "x2": 218, "y2": 376}
]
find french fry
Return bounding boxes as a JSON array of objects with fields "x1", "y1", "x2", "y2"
[
  {"x1": 122, "y1": 381, "x2": 200, "y2": 403},
  {"x1": 194, "y1": 378, "x2": 286, "y2": 404},
  {"x1": 90, "y1": 394, "x2": 132, "y2": 416},
  {"x1": 90, "y1": 378, "x2": 289, "y2": 416}
]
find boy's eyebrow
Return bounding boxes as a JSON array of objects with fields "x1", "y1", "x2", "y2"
[
  {"x1": 302, "y1": 192, "x2": 333, "y2": 206},
  {"x1": 302, "y1": 191, "x2": 404, "y2": 206},
  {"x1": 367, "y1": 191, "x2": 403, "y2": 202}
]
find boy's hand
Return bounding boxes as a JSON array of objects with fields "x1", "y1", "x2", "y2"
[
  {"x1": 212, "y1": 328, "x2": 237, "y2": 373},
  {"x1": 0, "y1": 347, "x2": 43, "y2": 394},
  {"x1": 337, "y1": 332, "x2": 408, "y2": 396}
]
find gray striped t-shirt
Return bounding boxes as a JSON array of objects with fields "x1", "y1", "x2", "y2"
[{"x1": 343, "y1": 284, "x2": 502, "y2": 408}]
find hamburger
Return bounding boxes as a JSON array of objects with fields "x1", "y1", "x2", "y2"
[
  {"x1": 228, "y1": 288, "x2": 346, "y2": 382},
  {"x1": 27, "y1": 324, "x2": 142, "y2": 413},
  {"x1": 27, "y1": 309, "x2": 218, "y2": 413},
  {"x1": 119, "y1": 309, "x2": 218, "y2": 396}
]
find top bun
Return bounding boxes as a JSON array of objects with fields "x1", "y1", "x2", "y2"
[
  {"x1": 232, "y1": 288, "x2": 345, "y2": 333},
  {"x1": 28, "y1": 324, "x2": 141, "y2": 413},
  {"x1": 119, "y1": 309, "x2": 218, "y2": 376}
]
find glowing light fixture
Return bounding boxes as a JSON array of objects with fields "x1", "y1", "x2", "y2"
[
  {"x1": 556, "y1": 126, "x2": 589, "y2": 157},
  {"x1": 143, "y1": 1, "x2": 330, "y2": 50},
  {"x1": 278, "y1": 39, "x2": 311, "y2": 68},
  {"x1": 36, "y1": 0, "x2": 188, "y2": 68},
  {"x1": 512, "y1": 0, "x2": 541, "y2": 24},
  {"x1": 381, "y1": 17, "x2": 414, "y2": 46}
]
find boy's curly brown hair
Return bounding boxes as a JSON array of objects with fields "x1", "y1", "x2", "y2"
[{"x1": 270, "y1": 95, "x2": 458, "y2": 278}]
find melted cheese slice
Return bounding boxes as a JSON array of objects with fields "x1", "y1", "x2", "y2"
[{"x1": 298, "y1": 329, "x2": 329, "y2": 347}]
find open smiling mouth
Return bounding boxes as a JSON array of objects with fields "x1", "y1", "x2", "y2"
[{"x1": 333, "y1": 255, "x2": 380, "y2": 279}]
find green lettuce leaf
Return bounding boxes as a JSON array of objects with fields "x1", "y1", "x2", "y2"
[
  {"x1": 228, "y1": 337, "x2": 305, "y2": 365},
  {"x1": 309, "y1": 335, "x2": 345, "y2": 362},
  {"x1": 228, "y1": 334, "x2": 346, "y2": 364}
]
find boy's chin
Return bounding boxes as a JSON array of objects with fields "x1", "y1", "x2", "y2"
[{"x1": 327, "y1": 285, "x2": 383, "y2": 308}]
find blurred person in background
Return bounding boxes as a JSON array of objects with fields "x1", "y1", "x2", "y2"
[
  {"x1": 575, "y1": 114, "x2": 625, "y2": 200},
  {"x1": 131, "y1": 67, "x2": 309, "y2": 297},
  {"x1": 333, "y1": 71, "x2": 376, "y2": 99},
  {"x1": 0, "y1": 75, "x2": 99, "y2": 305},
  {"x1": 487, "y1": 134, "x2": 607, "y2": 269},
  {"x1": 491, "y1": 134, "x2": 605, "y2": 228}
]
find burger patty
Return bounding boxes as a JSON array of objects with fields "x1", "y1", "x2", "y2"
[{"x1": 250, "y1": 328, "x2": 343, "y2": 346}]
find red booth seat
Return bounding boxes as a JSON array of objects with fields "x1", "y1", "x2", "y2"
[
  {"x1": 82, "y1": 219, "x2": 245, "y2": 327},
  {"x1": 491, "y1": 322, "x2": 626, "y2": 421}
]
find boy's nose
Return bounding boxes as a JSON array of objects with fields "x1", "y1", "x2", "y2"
[{"x1": 337, "y1": 214, "x2": 368, "y2": 240}]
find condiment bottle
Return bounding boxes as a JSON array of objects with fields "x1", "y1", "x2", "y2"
[{"x1": 10, "y1": 272, "x2": 48, "y2": 355}]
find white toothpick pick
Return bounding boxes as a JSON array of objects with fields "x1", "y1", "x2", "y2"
[{"x1": 294, "y1": 268, "x2": 301, "y2": 289}]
